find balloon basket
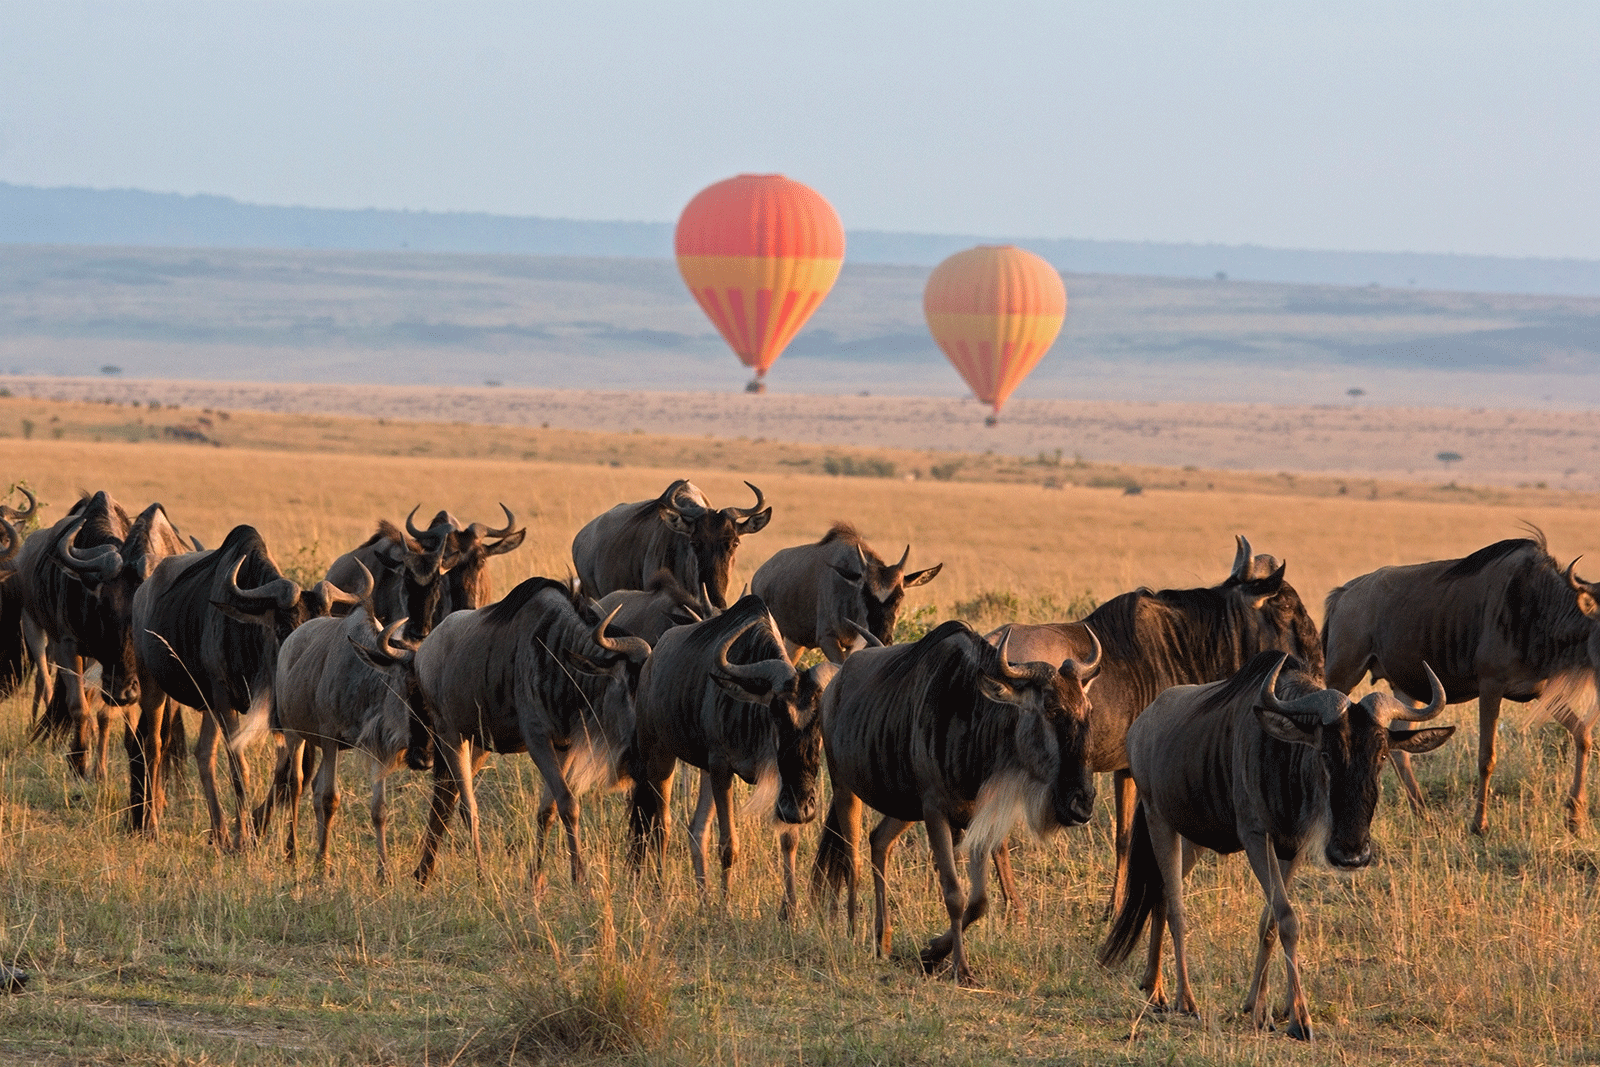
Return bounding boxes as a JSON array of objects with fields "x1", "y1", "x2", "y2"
[
  {"x1": 745, "y1": 378, "x2": 767, "y2": 394},
  {"x1": 984, "y1": 414, "x2": 999, "y2": 427}
]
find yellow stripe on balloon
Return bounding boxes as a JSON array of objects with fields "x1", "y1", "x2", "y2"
[
  {"x1": 675, "y1": 255, "x2": 843, "y2": 372},
  {"x1": 924, "y1": 311, "x2": 1065, "y2": 408}
]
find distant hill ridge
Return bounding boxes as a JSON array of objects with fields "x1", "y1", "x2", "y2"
[{"x1": 4, "y1": 181, "x2": 1600, "y2": 297}]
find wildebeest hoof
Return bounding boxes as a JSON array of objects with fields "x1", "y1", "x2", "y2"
[
  {"x1": 954, "y1": 968, "x2": 983, "y2": 988},
  {"x1": 919, "y1": 943, "x2": 954, "y2": 974},
  {"x1": 1285, "y1": 1019, "x2": 1313, "y2": 1041}
]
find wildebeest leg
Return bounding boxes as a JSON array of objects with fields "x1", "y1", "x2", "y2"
[
  {"x1": 126, "y1": 675, "x2": 167, "y2": 835},
  {"x1": 53, "y1": 650, "x2": 94, "y2": 779},
  {"x1": 1472, "y1": 686, "x2": 1505, "y2": 835},
  {"x1": 282, "y1": 734, "x2": 307, "y2": 865},
  {"x1": 311, "y1": 739, "x2": 341, "y2": 878},
  {"x1": 23, "y1": 615, "x2": 50, "y2": 722},
  {"x1": 710, "y1": 769, "x2": 739, "y2": 899},
  {"x1": 1241, "y1": 834, "x2": 1309, "y2": 1039},
  {"x1": 369, "y1": 755, "x2": 391, "y2": 884},
  {"x1": 1107, "y1": 769, "x2": 1137, "y2": 917},
  {"x1": 91, "y1": 677, "x2": 116, "y2": 782},
  {"x1": 526, "y1": 740, "x2": 583, "y2": 884},
  {"x1": 869, "y1": 815, "x2": 912, "y2": 960},
  {"x1": 686, "y1": 769, "x2": 715, "y2": 893},
  {"x1": 1146, "y1": 810, "x2": 1197, "y2": 1016},
  {"x1": 778, "y1": 824, "x2": 800, "y2": 921},
  {"x1": 991, "y1": 842, "x2": 1022, "y2": 920},
  {"x1": 1562, "y1": 716, "x2": 1592, "y2": 834},
  {"x1": 218, "y1": 706, "x2": 257, "y2": 852},
  {"x1": 194, "y1": 710, "x2": 228, "y2": 848},
  {"x1": 532, "y1": 781, "x2": 557, "y2": 882},
  {"x1": 921, "y1": 812, "x2": 979, "y2": 985},
  {"x1": 1243, "y1": 845, "x2": 1300, "y2": 1026},
  {"x1": 414, "y1": 736, "x2": 470, "y2": 886},
  {"x1": 811, "y1": 786, "x2": 862, "y2": 932},
  {"x1": 923, "y1": 841, "x2": 992, "y2": 976},
  {"x1": 1137, "y1": 836, "x2": 1199, "y2": 1011}
]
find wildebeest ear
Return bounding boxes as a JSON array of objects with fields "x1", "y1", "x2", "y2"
[
  {"x1": 710, "y1": 671, "x2": 774, "y2": 705},
  {"x1": 1253, "y1": 706, "x2": 1320, "y2": 746},
  {"x1": 904, "y1": 562, "x2": 943, "y2": 588},
  {"x1": 977, "y1": 676, "x2": 1025, "y2": 706},
  {"x1": 659, "y1": 505, "x2": 696, "y2": 536},
  {"x1": 210, "y1": 599, "x2": 274, "y2": 626},
  {"x1": 485, "y1": 529, "x2": 527, "y2": 556},
  {"x1": 1388, "y1": 724, "x2": 1455, "y2": 754},
  {"x1": 737, "y1": 507, "x2": 772, "y2": 534},
  {"x1": 1238, "y1": 561, "x2": 1287, "y2": 607},
  {"x1": 1014, "y1": 710, "x2": 1059, "y2": 779}
]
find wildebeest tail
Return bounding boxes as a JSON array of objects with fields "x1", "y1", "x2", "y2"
[
  {"x1": 627, "y1": 778, "x2": 667, "y2": 868},
  {"x1": 1098, "y1": 803, "x2": 1163, "y2": 968},
  {"x1": 810, "y1": 799, "x2": 852, "y2": 900}
]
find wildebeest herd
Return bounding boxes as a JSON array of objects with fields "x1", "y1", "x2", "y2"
[{"x1": 3, "y1": 478, "x2": 1598, "y2": 1040}]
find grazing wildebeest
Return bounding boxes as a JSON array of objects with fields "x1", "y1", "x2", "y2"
[
  {"x1": 628, "y1": 594, "x2": 837, "y2": 918},
  {"x1": 812, "y1": 620, "x2": 1101, "y2": 985},
  {"x1": 595, "y1": 568, "x2": 711, "y2": 644},
  {"x1": 987, "y1": 535, "x2": 1321, "y2": 913},
  {"x1": 410, "y1": 577, "x2": 652, "y2": 886},
  {"x1": 262, "y1": 611, "x2": 421, "y2": 880},
  {"x1": 1324, "y1": 528, "x2": 1600, "y2": 833},
  {"x1": 17, "y1": 492, "x2": 192, "y2": 783},
  {"x1": 752, "y1": 523, "x2": 943, "y2": 662},
  {"x1": 1099, "y1": 652, "x2": 1452, "y2": 1039},
  {"x1": 132, "y1": 525, "x2": 370, "y2": 844},
  {"x1": 572, "y1": 479, "x2": 770, "y2": 610}
]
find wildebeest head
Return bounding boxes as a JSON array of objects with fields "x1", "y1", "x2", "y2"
[
  {"x1": 214, "y1": 541, "x2": 373, "y2": 643},
  {"x1": 1562, "y1": 558, "x2": 1600, "y2": 666},
  {"x1": 51, "y1": 496, "x2": 181, "y2": 705},
  {"x1": 560, "y1": 602, "x2": 655, "y2": 780},
  {"x1": 0, "y1": 516, "x2": 19, "y2": 572},
  {"x1": 657, "y1": 480, "x2": 771, "y2": 610},
  {"x1": 409, "y1": 503, "x2": 526, "y2": 612},
  {"x1": 1216, "y1": 534, "x2": 1323, "y2": 674},
  {"x1": 824, "y1": 524, "x2": 943, "y2": 644},
  {"x1": 981, "y1": 626, "x2": 1102, "y2": 830},
  {"x1": 1253, "y1": 653, "x2": 1453, "y2": 869}
]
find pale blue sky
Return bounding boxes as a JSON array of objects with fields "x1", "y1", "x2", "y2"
[{"x1": 2, "y1": 1, "x2": 1596, "y2": 258}]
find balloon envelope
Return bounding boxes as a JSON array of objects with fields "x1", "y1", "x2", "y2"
[
  {"x1": 676, "y1": 174, "x2": 845, "y2": 380},
  {"x1": 923, "y1": 245, "x2": 1066, "y2": 414}
]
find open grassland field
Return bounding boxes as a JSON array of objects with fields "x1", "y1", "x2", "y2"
[
  {"x1": 4, "y1": 244, "x2": 1600, "y2": 407},
  {"x1": 3, "y1": 407, "x2": 1600, "y2": 1064}
]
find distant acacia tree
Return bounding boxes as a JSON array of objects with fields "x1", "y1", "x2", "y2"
[
  {"x1": 1437, "y1": 451, "x2": 1463, "y2": 466},
  {"x1": 100, "y1": 365, "x2": 122, "y2": 375}
]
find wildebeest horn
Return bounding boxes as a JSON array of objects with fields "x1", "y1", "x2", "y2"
[
  {"x1": 55, "y1": 516, "x2": 124, "y2": 583},
  {"x1": 729, "y1": 481, "x2": 767, "y2": 520},
  {"x1": 225, "y1": 556, "x2": 301, "y2": 611},
  {"x1": 1258, "y1": 654, "x2": 1349, "y2": 725},
  {"x1": 1362, "y1": 662, "x2": 1447, "y2": 727},
  {"x1": 841, "y1": 618, "x2": 883, "y2": 648},
  {"x1": 659, "y1": 479, "x2": 705, "y2": 519},
  {"x1": 1, "y1": 485, "x2": 37, "y2": 521},
  {"x1": 1230, "y1": 534, "x2": 1252, "y2": 581},
  {"x1": 593, "y1": 603, "x2": 652, "y2": 661},
  {"x1": 994, "y1": 630, "x2": 1058, "y2": 686},
  {"x1": 378, "y1": 617, "x2": 414, "y2": 660},
  {"x1": 468, "y1": 503, "x2": 516, "y2": 539},
  {"x1": 1565, "y1": 557, "x2": 1598, "y2": 596},
  {"x1": 1061, "y1": 627, "x2": 1102, "y2": 684},
  {"x1": 405, "y1": 504, "x2": 428, "y2": 543},
  {"x1": 895, "y1": 544, "x2": 911, "y2": 571},
  {"x1": 312, "y1": 559, "x2": 372, "y2": 611},
  {"x1": 0, "y1": 517, "x2": 19, "y2": 565},
  {"x1": 714, "y1": 617, "x2": 793, "y2": 691}
]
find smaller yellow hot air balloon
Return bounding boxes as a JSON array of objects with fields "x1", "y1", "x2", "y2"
[{"x1": 924, "y1": 245, "x2": 1066, "y2": 424}]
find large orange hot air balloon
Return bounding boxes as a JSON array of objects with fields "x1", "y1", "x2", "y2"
[
  {"x1": 924, "y1": 245, "x2": 1067, "y2": 423},
  {"x1": 675, "y1": 174, "x2": 845, "y2": 392}
]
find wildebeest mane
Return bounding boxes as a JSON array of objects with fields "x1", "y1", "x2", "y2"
[
  {"x1": 480, "y1": 576, "x2": 578, "y2": 628},
  {"x1": 673, "y1": 594, "x2": 778, "y2": 663},
  {"x1": 1442, "y1": 535, "x2": 1544, "y2": 581},
  {"x1": 818, "y1": 522, "x2": 863, "y2": 548},
  {"x1": 1189, "y1": 650, "x2": 1321, "y2": 720},
  {"x1": 641, "y1": 568, "x2": 701, "y2": 610}
]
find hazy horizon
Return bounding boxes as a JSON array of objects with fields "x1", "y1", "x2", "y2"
[{"x1": 3, "y1": 2, "x2": 1597, "y2": 260}]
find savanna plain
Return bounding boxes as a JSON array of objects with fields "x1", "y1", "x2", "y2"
[{"x1": 2, "y1": 395, "x2": 1599, "y2": 1066}]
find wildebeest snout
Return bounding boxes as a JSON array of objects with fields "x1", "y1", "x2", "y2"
[{"x1": 1326, "y1": 841, "x2": 1373, "y2": 869}]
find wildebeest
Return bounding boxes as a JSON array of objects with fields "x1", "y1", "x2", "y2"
[
  {"x1": 410, "y1": 577, "x2": 652, "y2": 886},
  {"x1": 988, "y1": 536, "x2": 1321, "y2": 913},
  {"x1": 325, "y1": 513, "x2": 454, "y2": 641},
  {"x1": 1324, "y1": 528, "x2": 1600, "y2": 833},
  {"x1": 1099, "y1": 652, "x2": 1452, "y2": 1039},
  {"x1": 628, "y1": 594, "x2": 836, "y2": 918},
  {"x1": 412, "y1": 504, "x2": 526, "y2": 615},
  {"x1": 752, "y1": 523, "x2": 942, "y2": 662},
  {"x1": 572, "y1": 479, "x2": 770, "y2": 610},
  {"x1": 0, "y1": 505, "x2": 30, "y2": 702},
  {"x1": 812, "y1": 620, "x2": 1101, "y2": 985},
  {"x1": 132, "y1": 524, "x2": 370, "y2": 844},
  {"x1": 595, "y1": 568, "x2": 711, "y2": 644},
  {"x1": 262, "y1": 610, "x2": 420, "y2": 880},
  {"x1": 17, "y1": 491, "x2": 192, "y2": 781}
]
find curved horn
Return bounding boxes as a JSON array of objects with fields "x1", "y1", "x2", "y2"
[
  {"x1": 377, "y1": 617, "x2": 415, "y2": 661},
  {"x1": 713, "y1": 617, "x2": 788, "y2": 689},
  {"x1": 1565, "y1": 557, "x2": 1598, "y2": 596},
  {"x1": 1363, "y1": 663, "x2": 1447, "y2": 728},
  {"x1": 1258, "y1": 654, "x2": 1349, "y2": 725},
  {"x1": 328, "y1": 558, "x2": 376, "y2": 605},
  {"x1": 593, "y1": 603, "x2": 652, "y2": 661},
  {"x1": 468, "y1": 503, "x2": 517, "y2": 539},
  {"x1": 226, "y1": 556, "x2": 301, "y2": 611},
  {"x1": 842, "y1": 618, "x2": 884, "y2": 648},
  {"x1": 1062, "y1": 627, "x2": 1102, "y2": 684},
  {"x1": 658, "y1": 479, "x2": 705, "y2": 519},
  {"x1": 1, "y1": 485, "x2": 37, "y2": 522},
  {"x1": 404, "y1": 504, "x2": 428, "y2": 543},
  {"x1": 995, "y1": 629, "x2": 1056, "y2": 686},
  {"x1": 0, "y1": 517, "x2": 19, "y2": 566},
  {"x1": 730, "y1": 480, "x2": 767, "y2": 520},
  {"x1": 55, "y1": 516, "x2": 123, "y2": 583},
  {"x1": 1230, "y1": 534, "x2": 1252, "y2": 581}
]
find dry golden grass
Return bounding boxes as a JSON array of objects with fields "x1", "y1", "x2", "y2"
[{"x1": 3, "y1": 404, "x2": 1600, "y2": 1065}]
